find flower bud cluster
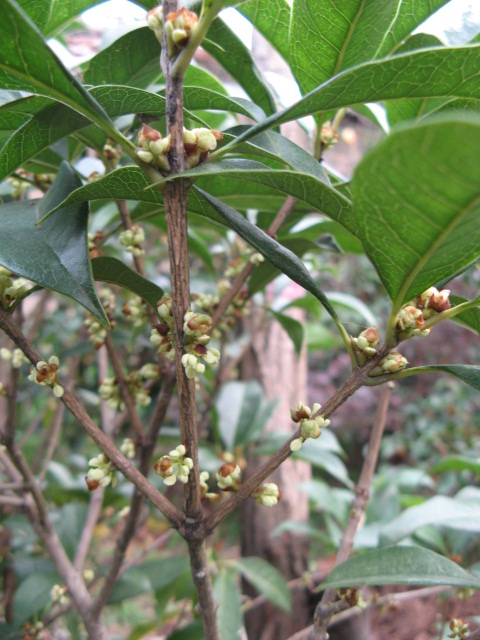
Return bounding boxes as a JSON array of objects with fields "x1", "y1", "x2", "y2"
[
  {"x1": 184, "y1": 127, "x2": 223, "y2": 169},
  {"x1": 416, "y1": 286, "x2": 451, "y2": 318},
  {"x1": 103, "y1": 138, "x2": 122, "y2": 169},
  {"x1": 85, "y1": 315, "x2": 108, "y2": 349},
  {"x1": 99, "y1": 368, "x2": 153, "y2": 411},
  {"x1": 122, "y1": 296, "x2": 149, "y2": 328},
  {"x1": 6, "y1": 175, "x2": 30, "y2": 198},
  {"x1": 150, "y1": 295, "x2": 175, "y2": 360},
  {"x1": 120, "y1": 437, "x2": 135, "y2": 459},
  {"x1": 88, "y1": 230, "x2": 103, "y2": 260},
  {"x1": 199, "y1": 471, "x2": 219, "y2": 501},
  {"x1": 290, "y1": 401, "x2": 330, "y2": 452},
  {"x1": 193, "y1": 280, "x2": 248, "y2": 336},
  {"x1": 1, "y1": 347, "x2": 28, "y2": 369},
  {"x1": 351, "y1": 327, "x2": 380, "y2": 364},
  {"x1": 154, "y1": 444, "x2": 193, "y2": 486},
  {"x1": 28, "y1": 356, "x2": 64, "y2": 398},
  {"x1": 137, "y1": 124, "x2": 171, "y2": 172},
  {"x1": 320, "y1": 123, "x2": 339, "y2": 149},
  {"x1": 252, "y1": 483, "x2": 281, "y2": 507},
  {"x1": 51, "y1": 584, "x2": 68, "y2": 605},
  {"x1": 0, "y1": 266, "x2": 32, "y2": 309},
  {"x1": 182, "y1": 310, "x2": 220, "y2": 379},
  {"x1": 147, "y1": 6, "x2": 199, "y2": 56},
  {"x1": 338, "y1": 588, "x2": 366, "y2": 608},
  {"x1": 216, "y1": 462, "x2": 241, "y2": 492},
  {"x1": 22, "y1": 621, "x2": 44, "y2": 639},
  {"x1": 395, "y1": 305, "x2": 430, "y2": 338},
  {"x1": 118, "y1": 224, "x2": 145, "y2": 257},
  {"x1": 85, "y1": 453, "x2": 117, "y2": 492},
  {"x1": 449, "y1": 618, "x2": 469, "y2": 639}
]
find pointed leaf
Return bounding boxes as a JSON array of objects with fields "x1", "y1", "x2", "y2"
[
  {"x1": 193, "y1": 187, "x2": 341, "y2": 323},
  {"x1": 17, "y1": 0, "x2": 101, "y2": 36},
  {"x1": 202, "y1": 17, "x2": 276, "y2": 116},
  {"x1": 398, "y1": 364, "x2": 480, "y2": 392},
  {"x1": 0, "y1": 0, "x2": 113, "y2": 131},
  {"x1": 216, "y1": 381, "x2": 263, "y2": 450},
  {"x1": 0, "y1": 162, "x2": 108, "y2": 325},
  {"x1": 231, "y1": 557, "x2": 291, "y2": 612},
  {"x1": 352, "y1": 115, "x2": 480, "y2": 310},
  {"x1": 289, "y1": 0, "x2": 450, "y2": 95},
  {"x1": 320, "y1": 546, "x2": 480, "y2": 591},
  {"x1": 213, "y1": 569, "x2": 243, "y2": 640},
  {"x1": 220, "y1": 45, "x2": 480, "y2": 149},
  {"x1": 448, "y1": 295, "x2": 480, "y2": 335},
  {"x1": 91, "y1": 257, "x2": 163, "y2": 310}
]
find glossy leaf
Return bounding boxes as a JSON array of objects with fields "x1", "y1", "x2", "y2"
[
  {"x1": 17, "y1": 0, "x2": 101, "y2": 36},
  {"x1": 270, "y1": 310, "x2": 304, "y2": 356},
  {"x1": 293, "y1": 445, "x2": 354, "y2": 488},
  {"x1": 213, "y1": 569, "x2": 243, "y2": 640},
  {"x1": 289, "y1": 0, "x2": 449, "y2": 95},
  {"x1": 399, "y1": 365, "x2": 480, "y2": 392},
  {"x1": 239, "y1": 0, "x2": 291, "y2": 62},
  {"x1": 83, "y1": 27, "x2": 161, "y2": 88},
  {"x1": 320, "y1": 546, "x2": 480, "y2": 591},
  {"x1": 448, "y1": 295, "x2": 480, "y2": 336},
  {"x1": 231, "y1": 557, "x2": 291, "y2": 612},
  {"x1": 91, "y1": 257, "x2": 163, "y2": 309},
  {"x1": 202, "y1": 17, "x2": 276, "y2": 116},
  {"x1": 160, "y1": 159, "x2": 355, "y2": 233},
  {"x1": 0, "y1": 0, "x2": 113, "y2": 131},
  {"x1": 183, "y1": 88, "x2": 265, "y2": 122},
  {"x1": 352, "y1": 115, "x2": 480, "y2": 311},
  {"x1": 0, "y1": 162, "x2": 108, "y2": 325},
  {"x1": 220, "y1": 46, "x2": 480, "y2": 149},
  {"x1": 379, "y1": 496, "x2": 480, "y2": 546},
  {"x1": 193, "y1": 187, "x2": 341, "y2": 323}
]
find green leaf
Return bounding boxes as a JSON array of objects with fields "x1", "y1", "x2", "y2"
[
  {"x1": 230, "y1": 557, "x2": 291, "y2": 612},
  {"x1": 202, "y1": 17, "x2": 276, "y2": 116},
  {"x1": 161, "y1": 159, "x2": 356, "y2": 233},
  {"x1": 213, "y1": 569, "x2": 243, "y2": 640},
  {"x1": 167, "y1": 622, "x2": 205, "y2": 640},
  {"x1": 183, "y1": 88, "x2": 265, "y2": 122},
  {"x1": 92, "y1": 257, "x2": 163, "y2": 310},
  {"x1": 379, "y1": 496, "x2": 480, "y2": 546},
  {"x1": 431, "y1": 456, "x2": 480, "y2": 476},
  {"x1": 325, "y1": 292, "x2": 376, "y2": 327},
  {"x1": 398, "y1": 364, "x2": 480, "y2": 392},
  {"x1": 319, "y1": 546, "x2": 480, "y2": 591},
  {"x1": 0, "y1": 162, "x2": 108, "y2": 325},
  {"x1": 449, "y1": 295, "x2": 480, "y2": 335},
  {"x1": 13, "y1": 573, "x2": 59, "y2": 626},
  {"x1": 289, "y1": 0, "x2": 450, "y2": 95},
  {"x1": 352, "y1": 115, "x2": 480, "y2": 310},
  {"x1": 0, "y1": 0, "x2": 114, "y2": 131},
  {"x1": 239, "y1": 0, "x2": 291, "y2": 62},
  {"x1": 83, "y1": 27, "x2": 161, "y2": 88},
  {"x1": 270, "y1": 310, "x2": 304, "y2": 356},
  {"x1": 107, "y1": 568, "x2": 153, "y2": 604},
  {"x1": 16, "y1": 0, "x2": 101, "y2": 36},
  {"x1": 193, "y1": 187, "x2": 341, "y2": 324},
  {"x1": 220, "y1": 45, "x2": 480, "y2": 148},
  {"x1": 293, "y1": 444, "x2": 354, "y2": 488}
]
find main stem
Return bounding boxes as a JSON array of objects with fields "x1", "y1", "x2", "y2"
[{"x1": 161, "y1": 3, "x2": 219, "y2": 638}]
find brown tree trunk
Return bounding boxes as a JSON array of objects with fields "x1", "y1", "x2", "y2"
[{"x1": 240, "y1": 302, "x2": 313, "y2": 639}]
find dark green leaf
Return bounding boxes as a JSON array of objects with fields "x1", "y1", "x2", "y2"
[
  {"x1": 52, "y1": 503, "x2": 87, "y2": 560},
  {"x1": 83, "y1": 27, "x2": 161, "y2": 88},
  {"x1": 183, "y1": 88, "x2": 265, "y2": 121},
  {"x1": 231, "y1": 557, "x2": 291, "y2": 612},
  {"x1": 270, "y1": 310, "x2": 304, "y2": 356},
  {"x1": 431, "y1": 456, "x2": 480, "y2": 476},
  {"x1": 13, "y1": 573, "x2": 59, "y2": 626},
  {"x1": 220, "y1": 46, "x2": 480, "y2": 148},
  {"x1": 400, "y1": 364, "x2": 480, "y2": 392},
  {"x1": 17, "y1": 0, "x2": 101, "y2": 36},
  {"x1": 239, "y1": 0, "x2": 291, "y2": 61},
  {"x1": 0, "y1": 0, "x2": 113, "y2": 131},
  {"x1": 107, "y1": 568, "x2": 153, "y2": 604},
  {"x1": 202, "y1": 17, "x2": 276, "y2": 116},
  {"x1": 352, "y1": 115, "x2": 480, "y2": 310},
  {"x1": 293, "y1": 444, "x2": 354, "y2": 488},
  {"x1": 448, "y1": 295, "x2": 480, "y2": 335},
  {"x1": 193, "y1": 187, "x2": 341, "y2": 323},
  {"x1": 320, "y1": 546, "x2": 480, "y2": 590},
  {"x1": 213, "y1": 569, "x2": 243, "y2": 640},
  {"x1": 167, "y1": 622, "x2": 204, "y2": 640},
  {"x1": 92, "y1": 257, "x2": 163, "y2": 310},
  {"x1": 0, "y1": 162, "x2": 108, "y2": 325},
  {"x1": 289, "y1": 0, "x2": 449, "y2": 95}
]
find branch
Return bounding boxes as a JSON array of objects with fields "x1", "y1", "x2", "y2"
[
  {"x1": 0, "y1": 307, "x2": 184, "y2": 529},
  {"x1": 313, "y1": 383, "x2": 393, "y2": 639}
]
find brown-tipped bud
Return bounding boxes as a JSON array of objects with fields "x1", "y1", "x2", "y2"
[
  {"x1": 219, "y1": 462, "x2": 236, "y2": 478},
  {"x1": 121, "y1": 302, "x2": 131, "y2": 317},
  {"x1": 85, "y1": 476, "x2": 100, "y2": 492},
  {"x1": 154, "y1": 456, "x2": 172, "y2": 476},
  {"x1": 138, "y1": 125, "x2": 161, "y2": 147},
  {"x1": 211, "y1": 129, "x2": 223, "y2": 141},
  {"x1": 194, "y1": 344, "x2": 208, "y2": 355},
  {"x1": 155, "y1": 322, "x2": 170, "y2": 337}
]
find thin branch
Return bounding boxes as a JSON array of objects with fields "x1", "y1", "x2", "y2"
[
  {"x1": 74, "y1": 489, "x2": 104, "y2": 572},
  {"x1": 0, "y1": 495, "x2": 25, "y2": 506},
  {"x1": 0, "y1": 307, "x2": 184, "y2": 529},
  {"x1": 119, "y1": 528, "x2": 174, "y2": 577},
  {"x1": 211, "y1": 195, "x2": 298, "y2": 329},
  {"x1": 104, "y1": 333, "x2": 145, "y2": 439},
  {"x1": 312, "y1": 383, "x2": 393, "y2": 639},
  {"x1": 36, "y1": 401, "x2": 66, "y2": 481}
]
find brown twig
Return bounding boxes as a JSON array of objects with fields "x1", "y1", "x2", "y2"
[
  {"x1": 36, "y1": 401, "x2": 66, "y2": 481},
  {"x1": 211, "y1": 195, "x2": 298, "y2": 329},
  {"x1": 119, "y1": 528, "x2": 174, "y2": 576},
  {"x1": 0, "y1": 307, "x2": 184, "y2": 529},
  {"x1": 312, "y1": 383, "x2": 393, "y2": 639},
  {"x1": 104, "y1": 333, "x2": 145, "y2": 439}
]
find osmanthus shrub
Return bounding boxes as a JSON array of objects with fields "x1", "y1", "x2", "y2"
[{"x1": 0, "y1": 0, "x2": 480, "y2": 639}]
